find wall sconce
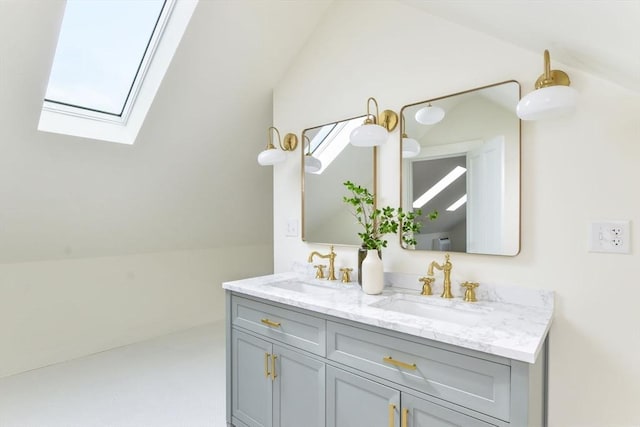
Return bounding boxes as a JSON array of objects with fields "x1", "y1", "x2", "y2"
[
  {"x1": 257, "y1": 126, "x2": 298, "y2": 166},
  {"x1": 401, "y1": 115, "x2": 420, "y2": 158},
  {"x1": 415, "y1": 103, "x2": 445, "y2": 125},
  {"x1": 349, "y1": 97, "x2": 398, "y2": 147},
  {"x1": 516, "y1": 49, "x2": 578, "y2": 120},
  {"x1": 303, "y1": 135, "x2": 322, "y2": 174}
]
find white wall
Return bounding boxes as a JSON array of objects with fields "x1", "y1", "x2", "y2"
[
  {"x1": 0, "y1": 244, "x2": 272, "y2": 378},
  {"x1": 0, "y1": 0, "x2": 335, "y2": 377},
  {"x1": 273, "y1": 2, "x2": 640, "y2": 426}
]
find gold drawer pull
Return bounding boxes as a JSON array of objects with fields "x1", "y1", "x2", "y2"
[
  {"x1": 261, "y1": 318, "x2": 281, "y2": 328},
  {"x1": 383, "y1": 356, "x2": 417, "y2": 370},
  {"x1": 264, "y1": 352, "x2": 271, "y2": 378},
  {"x1": 401, "y1": 408, "x2": 409, "y2": 427},
  {"x1": 388, "y1": 404, "x2": 396, "y2": 427},
  {"x1": 270, "y1": 354, "x2": 278, "y2": 380}
]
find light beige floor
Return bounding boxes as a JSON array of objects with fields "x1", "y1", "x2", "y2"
[{"x1": 0, "y1": 322, "x2": 226, "y2": 427}]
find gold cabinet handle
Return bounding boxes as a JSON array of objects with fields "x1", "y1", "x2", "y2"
[
  {"x1": 401, "y1": 408, "x2": 409, "y2": 427},
  {"x1": 264, "y1": 352, "x2": 271, "y2": 378},
  {"x1": 261, "y1": 318, "x2": 281, "y2": 328},
  {"x1": 383, "y1": 356, "x2": 417, "y2": 370},
  {"x1": 388, "y1": 404, "x2": 396, "y2": 427},
  {"x1": 270, "y1": 354, "x2": 277, "y2": 380}
]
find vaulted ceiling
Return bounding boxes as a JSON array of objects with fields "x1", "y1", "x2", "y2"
[
  {"x1": 0, "y1": 0, "x2": 636, "y2": 263},
  {"x1": 401, "y1": 0, "x2": 640, "y2": 92},
  {"x1": 0, "y1": 0, "x2": 332, "y2": 263}
]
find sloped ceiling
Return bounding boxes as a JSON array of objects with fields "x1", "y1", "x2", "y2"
[
  {"x1": 400, "y1": 0, "x2": 640, "y2": 92},
  {"x1": 0, "y1": 0, "x2": 332, "y2": 263},
  {"x1": 0, "y1": 0, "x2": 636, "y2": 264}
]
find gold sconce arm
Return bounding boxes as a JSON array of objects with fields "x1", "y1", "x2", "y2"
[
  {"x1": 516, "y1": 49, "x2": 577, "y2": 121},
  {"x1": 265, "y1": 126, "x2": 298, "y2": 151},
  {"x1": 258, "y1": 126, "x2": 298, "y2": 166},
  {"x1": 535, "y1": 49, "x2": 571, "y2": 89},
  {"x1": 364, "y1": 97, "x2": 379, "y2": 125},
  {"x1": 362, "y1": 97, "x2": 398, "y2": 131}
]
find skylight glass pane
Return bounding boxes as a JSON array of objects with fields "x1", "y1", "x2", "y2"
[{"x1": 45, "y1": 0, "x2": 165, "y2": 116}]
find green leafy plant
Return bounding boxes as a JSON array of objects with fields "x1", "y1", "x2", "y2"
[{"x1": 342, "y1": 181, "x2": 438, "y2": 250}]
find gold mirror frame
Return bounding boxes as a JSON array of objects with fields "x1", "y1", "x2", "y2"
[
  {"x1": 400, "y1": 80, "x2": 521, "y2": 256},
  {"x1": 301, "y1": 115, "x2": 376, "y2": 246}
]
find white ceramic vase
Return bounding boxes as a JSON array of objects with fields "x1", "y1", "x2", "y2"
[{"x1": 361, "y1": 249, "x2": 384, "y2": 295}]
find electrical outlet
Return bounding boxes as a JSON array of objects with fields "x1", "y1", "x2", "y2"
[{"x1": 589, "y1": 220, "x2": 631, "y2": 254}]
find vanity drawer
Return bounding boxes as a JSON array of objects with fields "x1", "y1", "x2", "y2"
[
  {"x1": 327, "y1": 321, "x2": 511, "y2": 421},
  {"x1": 231, "y1": 295, "x2": 326, "y2": 356}
]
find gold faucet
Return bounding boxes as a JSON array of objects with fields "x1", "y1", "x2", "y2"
[
  {"x1": 313, "y1": 265, "x2": 326, "y2": 279},
  {"x1": 461, "y1": 282, "x2": 479, "y2": 302},
  {"x1": 427, "y1": 253, "x2": 453, "y2": 298},
  {"x1": 340, "y1": 267, "x2": 353, "y2": 283},
  {"x1": 418, "y1": 276, "x2": 435, "y2": 296},
  {"x1": 308, "y1": 245, "x2": 337, "y2": 281}
]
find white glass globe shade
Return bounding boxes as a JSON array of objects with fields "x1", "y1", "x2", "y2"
[
  {"x1": 349, "y1": 123, "x2": 388, "y2": 147},
  {"x1": 304, "y1": 155, "x2": 322, "y2": 174},
  {"x1": 415, "y1": 105, "x2": 445, "y2": 125},
  {"x1": 516, "y1": 85, "x2": 578, "y2": 120},
  {"x1": 257, "y1": 148, "x2": 286, "y2": 166},
  {"x1": 402, "y1": 137, "x2": 420, "y2": 158}
]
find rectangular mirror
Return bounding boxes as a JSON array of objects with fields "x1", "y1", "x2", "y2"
[
  {"x1": 400, "y1": 81, "x2": 520, "y2": 255},
  {"x1": 302, "y1": 115, "x2": 374, "y2": 246}
]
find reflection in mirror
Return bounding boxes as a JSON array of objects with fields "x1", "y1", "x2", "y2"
[
  {"x1": 401, "y1": 81, "x2": 520, "y2": 256},
  {"x1": 302, "y1": 115, "x2": 373, "y2": 246}
]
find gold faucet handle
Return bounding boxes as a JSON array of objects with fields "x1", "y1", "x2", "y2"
[
  {"x1": 314, "y1": 264, "x2": 326, "y2": 279},
  {"x1": 461, "y1": 281, "x2": 479, "y2": 302},
  {"x1": 418, "y1": 276, "x2": 435, "y2": 295},
  {"x1": 340, "y1": 268, "x2": 353, "y2": 283}
]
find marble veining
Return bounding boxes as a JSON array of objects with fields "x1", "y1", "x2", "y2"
[{"x1": 222, "y1": 272, "x2": 553, "y2": 363}]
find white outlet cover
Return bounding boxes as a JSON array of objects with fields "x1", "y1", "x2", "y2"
[
  {"x1": 286, "y1": 219, "x2": 298, "y2": 237},
  {"x1": 588, "y1": 220, "x2": 631, "y2": 254}
]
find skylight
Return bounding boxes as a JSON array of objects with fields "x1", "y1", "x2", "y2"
[
  {"x1": 413, "y1": 166, "x2": 467, "y2": 209},
  {"x1": 307, "y1": 117, "x2": 364, "y2": 175},
  {"x1": 38, "y1": 0, "x2": 198, "y2": 144},
  {"x1": 446, "y1": 194, "x2": 467, "y2": 211},
  {"x1": 45, "y1": 0, "x2": 166, "y2": 116}
]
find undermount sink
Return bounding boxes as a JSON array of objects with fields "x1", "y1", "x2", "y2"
[
  {"x1": 269, "y1": 279, "x2": 338, "y2": 295},
  {"x1": 370, "y1": 294, "x2": 492, "y2": 326}
]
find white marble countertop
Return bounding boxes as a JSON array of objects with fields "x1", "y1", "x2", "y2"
[{"x1": 222, "y1": 272, "x2": 554, "y2": 363}]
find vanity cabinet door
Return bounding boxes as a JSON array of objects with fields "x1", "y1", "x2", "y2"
[
  {"x1": 401, "y1": 393, "x2": 497, "y2": 427},
  {"x1": 327, "y1": 366, "x2": 401, "y2": 427},
  {"x1": 273, "y1": 345, "x2": 325, "y2": 427},
  {"x1": 231, "y1": 330, "x2": 273, "y2": 427},
  {"x1": 231, "y1": 329, "x2": 325, "y2": 427}
]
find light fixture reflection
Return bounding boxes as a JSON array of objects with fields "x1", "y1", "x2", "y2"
[
  {"x1": 303, "y1": 135, "x2": 322, "y2": 174},
  {"x1": 402, "y1": 137, "x2": 420, "y2": 158},
  {"x1": 516, "y1": 49, "x2": 577, "y2": 121},
  {"x1": 305, "y1": 155, "x2": 322, "y2": 173},
  {"x1": 413, "y1": 166, "x2": 466, "y2": 209},
  {"x1": 257, "y1": 126, "x2": 298, "y2": 166},
  {"x1": 415, "y1": 103, "x2": 445, "y2": 125},
  {"x1": 400, "y1": 114, "x2": 420, "y2": 158}
]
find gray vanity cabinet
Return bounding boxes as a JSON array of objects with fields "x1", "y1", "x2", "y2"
[
  {"x1": 227, "y1": 293, "x2": 547, "y2": 427},
  {"x1": 327, "y1": 365, "x2": 400, "y2": 427},
  {"x1": 229, "y1": 295, "x2": 326, "y2": 427},
  {"x1": 231, "y1": 330, "x2": 273, "y2": 427},
  {"x1": 273, "y1": 345, "x2": 325, "y2": 427},
  {"x1": 402, "y1": 393, "x2": 496, "y2": 427},
  {"x1": 231, "y1": 329, "x2": 325, "y2": 427},
  {"x1": 326, "y1": 364, "x2": 495, "y2": 427}
]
